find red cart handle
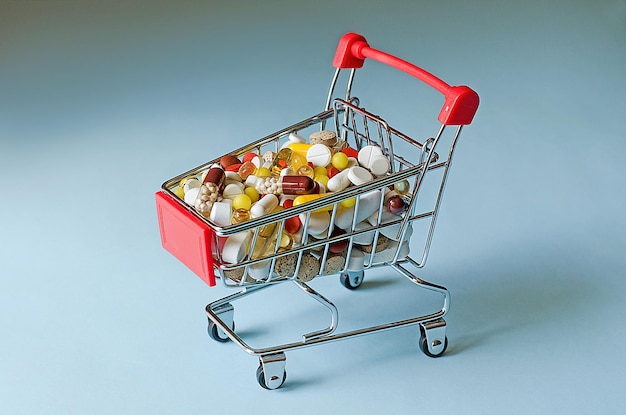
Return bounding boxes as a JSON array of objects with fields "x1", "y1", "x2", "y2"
[{"x1": 333, "y1": 33, "x2": 479, "y2": 126}]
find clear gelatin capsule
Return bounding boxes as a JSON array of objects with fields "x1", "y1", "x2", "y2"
[{"x1": 271, "y1": 148, "x2": 293, "y2": 176}]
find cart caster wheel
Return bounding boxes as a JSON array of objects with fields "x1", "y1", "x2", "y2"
[
  {"x1": 207, "y1": 319, "x2": 234, "y2": 343},
  {"x1": 256, "y1": 364, "x2": 287, "y2": 390},
  {"x1": 419, "y1": 331, "x2": 448, "y2": 357},
  {"x1": 340, "y1": 271, "x2": 364, "y2": 290}
]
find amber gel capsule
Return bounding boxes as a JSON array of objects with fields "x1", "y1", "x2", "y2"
[{"x1": 255, "y1": 175, "x2": 320, "y2": 195}]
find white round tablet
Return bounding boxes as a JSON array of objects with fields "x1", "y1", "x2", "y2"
[
  {"x1": 306, "y1": 143, "x2": 332, "y2": 167},
  {"x1": 347, "y1": 166, "x2": 373, "y2": 186},
  {"x1": 369, "y1": 155, "x2": 390, "y2": 175},
  {"x1": 357, "y1": 145, "x2": 383, "y2": 168}
]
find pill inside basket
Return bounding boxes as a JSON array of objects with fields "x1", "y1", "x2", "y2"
[{"x1": 157, "y1": 98, "x2": 449, "y2": 287}]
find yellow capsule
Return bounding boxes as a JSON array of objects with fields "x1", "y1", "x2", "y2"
[
  {"x1": 293, "y1": 194, "x2": 334, "y2": 212},
  {"x1": 287, "y1": 143, "x2": 312, "y2": 158},
  {"x1": 340, "y1": 197, "x2": 356, "y2": 208}
]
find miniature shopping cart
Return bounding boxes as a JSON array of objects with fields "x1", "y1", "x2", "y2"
[{"x1": 155, "y1": 33, "x2": 479, "y2": 389}]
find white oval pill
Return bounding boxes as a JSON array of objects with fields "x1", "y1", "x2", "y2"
[
  {"x1": 369, "y1": 155, "x2": 390, "y2": 175},
  {"x1": 247, "y1": 260, "x2": 271, "y2": 281},
  {"x1": 334, "y1": 190, "x2": 382, "y2": 230},
  {"x1": 289, "y1": 132, "x2": 306, "y2": 143},
  {"x1": 225, "y1": 171, "x2": 243, "y2": 182},
  {"x1": 347, "y1": 166, "x2": 373, "y2": 186},
  {"x1": 306, "y1": 143, "x2": 332, "y2": 167},
  {"x1": 184, "y1": 186, "x2": 200, "y2": 205},
  {"x1": 327, "y1": 168, "x2": 352, "y2": 192},
  {"x1": 222, "y1": 183, "x2": 244, "y2": 199},
  {"x1": 221, "y1": 231, "x2": 252, "y2": 264},
  {"x1": 250, "y1": 194, "x2": 279, "y2": 218}
]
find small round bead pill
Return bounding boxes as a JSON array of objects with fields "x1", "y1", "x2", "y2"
[
  {"x1": 386, "y1": 195, "x2": 406, "y2": 214},
  {"x1": 394, "y1": 180, "x2": 410, "y2": 195},
  {"x1": 331, "y1": 152, "x2": 349, "y2": 170}
]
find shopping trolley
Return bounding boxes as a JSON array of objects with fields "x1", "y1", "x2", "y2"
[{"x1": 156, "y1": 32, "x2": 479, "y2": 389}]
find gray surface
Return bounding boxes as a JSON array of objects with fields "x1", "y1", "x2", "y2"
[{"x1": 2, "y1": 0, "x2": 625, "y2": 413}]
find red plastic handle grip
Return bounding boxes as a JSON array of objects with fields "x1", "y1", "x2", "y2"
[{"x1": 333, "y1": 33, "x2": 479, "y2": 126}]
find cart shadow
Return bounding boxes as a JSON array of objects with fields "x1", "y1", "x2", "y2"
[
  {"x1": 432, "y1": 248, "x2": 605, "y2": 356},
  {"x1": 306, "y1": 239, "x2": 607, "y2": 381}
]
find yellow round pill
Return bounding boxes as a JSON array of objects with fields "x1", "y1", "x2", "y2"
[
  {"x1": 313, "y1": 166, "x2": 328, "y2": 177},
  {"x1": 314, "y1": 174, "x2": 329, "y2": 188},
  {"x1": 256, "y1": 167, "x2": 272, "y2": 178},
  {"x1": 331, "y1": 152, "x2": 349, "y2": 170},
  {"x1": 244, "y1": 186, "x2": 260, "y2": 203},
  {"x1": 232, "y1": 194, "x2": 252, "y2": 211},
  {"x1": 340, "y1": 197, "x2": 356, "y2": 208}
]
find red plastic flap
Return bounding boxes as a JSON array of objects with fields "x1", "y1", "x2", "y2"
[{"x1": 155, "y1": 191, "x2": 216, "y2": 286}]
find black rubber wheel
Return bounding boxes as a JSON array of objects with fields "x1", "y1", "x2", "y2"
[
  {"x1": 419, "y1": 332, "x2": 448, "y2": 358},
  {"x1": 207, "y1": 319, "x2": 233, "y2": 343},
  {"x1": 340, "y1": 271, "x2": 363, "y2": 290},
  {"x1": 256, "y1": 364, "x2": 287, "y2": 390}
]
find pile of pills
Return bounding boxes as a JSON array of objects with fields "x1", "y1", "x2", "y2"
[{"x1": 173, "y1": 130, "x2": 412, "y2": 282}]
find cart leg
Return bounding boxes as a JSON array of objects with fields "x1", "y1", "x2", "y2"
[
  {"x1": 257, "y1": 353, "x2": 287, "y2": 390},
  {"x1": 419, "y1": 318, "x2": 448, "y2": 357},
  {"x1": 207, "y1": 302, "x2": 234, "y2": 342},
  {"x1": 292, "y1": 280, "x2": 338, "y2": 341}
]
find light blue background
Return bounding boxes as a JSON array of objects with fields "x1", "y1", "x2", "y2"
[{"x1": 2, "y1": 0, "x2": 625, "y2": 413}]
